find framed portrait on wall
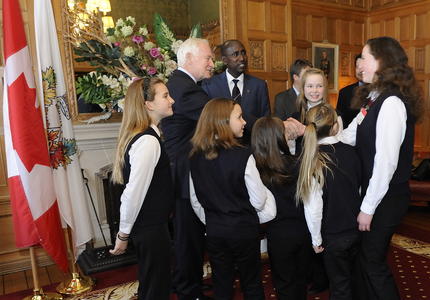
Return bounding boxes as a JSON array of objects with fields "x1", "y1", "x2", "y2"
[{"x1": 312, "y1": 42, "x2": 339, "y2": 92}]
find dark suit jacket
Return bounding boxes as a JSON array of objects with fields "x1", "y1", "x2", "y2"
[
  {"x1": 274, "y1": 88, "x2": 298, "y2": 121},
  {"x1": 202, "y1": 72, "x2": 270, "y2": 129},
  {"x1": 161, "y1": 69, "x2": 210, "y2": 199},
  {"x1": 336, "y1": 81, "x2": 360, "y2": 128}
]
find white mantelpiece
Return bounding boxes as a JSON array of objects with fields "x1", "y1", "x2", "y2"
[{"x1": 74, "y1": 122, "x2": 120, "y2": 247}]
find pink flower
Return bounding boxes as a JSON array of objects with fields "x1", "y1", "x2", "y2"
[
  {"x1": 140, "y1": 65, "x2": 147, "y2": 70},
  {"x1": 149, "y1": 47, "x2": 160, "y2": 58},
  {"x1": 147, "y1": 67, "x2": 157, "y2": 75},
  {"x1": 132, "y1": 35, "x2": 144, "y2": 44},
  {"x1": 113, "y1": 42, "x2": 121, "y2": 47}
]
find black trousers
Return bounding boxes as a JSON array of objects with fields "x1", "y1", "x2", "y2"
[
  {"x1": 323, "y1": 232, "x2": 361, "y2": 300},
  {"x1": 359, "y1": 191, "x2": 409, "y2": 300},
  {"x1": 173, "y1": 196, "x2": 206, "y2": 300},
  {"x1": 207, "y1": 236, "x2": 264, "y2": 300},
  {"x1": 267, "y1": 232, "x2": 311, "y2": 300},
  {"x1": 131, "y1": 224, "x2": 171, "y2": 300}
]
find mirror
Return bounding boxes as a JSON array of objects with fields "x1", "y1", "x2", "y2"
[{"x1": 59, "y1": 0, "x2": 220, "y2": 121}]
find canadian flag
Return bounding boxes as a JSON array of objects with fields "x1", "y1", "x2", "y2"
[{"x1": 2, "y1": 0, "x2": 68, "y2": 272}]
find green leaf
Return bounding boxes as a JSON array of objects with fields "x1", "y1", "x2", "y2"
[{"x1": 189, "y1": 23, "x2": 202, "y2": 38}]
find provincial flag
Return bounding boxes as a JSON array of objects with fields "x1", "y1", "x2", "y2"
[{"x1": 34, "y1": 0, "x2": 94, "y2": 257}]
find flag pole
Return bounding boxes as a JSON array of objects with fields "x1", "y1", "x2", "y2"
[
  {"x1": 56, "y1": 227, "x2": 94, "y2": 296},
  {"x1": 23, "y1": 247, "x2": 63, "y2": 300}
]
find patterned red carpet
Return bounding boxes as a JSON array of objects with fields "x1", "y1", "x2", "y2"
[{"x1": 1, "y1": 233, "x2": 429, "y2": 299}]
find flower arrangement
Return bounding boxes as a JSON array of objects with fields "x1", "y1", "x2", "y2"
[
  {"x1": 66, "y1": 9, "x2": 223, "y2": 121},
  {"x1": 76, "y1": 71, "x2": 132, "y2": 112}
]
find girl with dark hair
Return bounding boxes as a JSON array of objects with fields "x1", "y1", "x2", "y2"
[
  {"x1": 341, "y1": 36, "x2": 424, "y2": 299},
  {"x1": 252, "y1": 116, "x2": 311, "y2": 300},
  {"x1": 297, "y1": 103, "x2": 362, "y2": 300},
  {"x1": 189, "y1": 98, "x2": 276, "y2": 299},
  {"x1": 110, "y1": 78, "x2": 175, "y2": 300}
]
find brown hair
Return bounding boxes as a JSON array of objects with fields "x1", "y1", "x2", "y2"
[
  {"x1": 191, "y1": 98, "x2": 241, "y2": 160},
  {"x1": 297, "y1": 68, "x2": 329, "y2": 122},
  {"x1": 352, "y1": 36, "x2": 423, "y2": 121},
  {"x1": 112, "y1": 77, "x2": 165, "y2": 184},
  {"x1": 296, "y1": 103, "x2": 337, "y2": 203},
  {"x1": 251, "y1": 116, "x2": 294, "y2": 186}
]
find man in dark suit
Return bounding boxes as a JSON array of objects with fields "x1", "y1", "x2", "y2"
[
  {"x1": 202, "y1": 39, "x2": 270, "y2": 136},
  {"x1": 161, "y1": 38, "x2": 214, "y2": 300},
  {"x1": 336, "y1": 54, "x2": 363, "y2": 127},
  {"x1": 274, "y1": 59, "x2": 312, "y2": 120}
]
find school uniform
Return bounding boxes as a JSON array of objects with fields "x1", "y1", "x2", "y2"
[
  {"x1": 265, "y1": 157, "x2": 311, "y2": 300},
  {"x1": 189, "y1": 146, "x2": 275, "y2": 300},
  {"x1": 341, "y1": 90, "x2": 414, "y2": 300},
  {"x1": 304, "y1": 137, "x2": 362, "y2": 300},
  {"x1": 119, "y1": 125, "x2": 174, "y2": 300}
]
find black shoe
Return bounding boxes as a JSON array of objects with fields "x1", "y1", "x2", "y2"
[{"x1": 307, "y1": 284, "x2": 329, "y2": 295}]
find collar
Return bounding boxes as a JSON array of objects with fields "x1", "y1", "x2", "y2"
[
  {"x1": 293, "y1": 86, "x2": 300, "y2": 96},
  {"x1": 226, "y1": 70, "x2": 244, "y2": 83},
  {"x1": 150, "y1": 124, "x2": 161, "y2": 137},
  {"x1": 318, "y1": 135, "x2": 339, "y2": 145},
  {"x1": 178, "y1": 67, "x2": 197, "y2": 83},
  {"x1": 368, "y1": 90, "x2": 380, "y2": 102},
  {"x1": 307, "y1": 100, "x2": 322, "y2": 110}
]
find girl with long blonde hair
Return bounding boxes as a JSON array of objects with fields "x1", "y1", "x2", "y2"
[
  {"x1": 110, "y1": 77, "x2": 175, "y2": 300},
  {"x1": 189, "y1": 98, "x2": 276, "y2": 299},
  {"x1": 297, "y1": 103, "x2": 362, "y2": 300}
]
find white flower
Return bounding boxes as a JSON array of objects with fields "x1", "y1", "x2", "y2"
[
  {"x1": 164, "y1": 60, "x2": 177, "y2": 76},
  {"x1": 116, "y1": 18, "x2": 125, "y2": 27},
  {"x1": 107, "y1": 35, "x2": 116, "y2": 43},
  {"x1": 171, "y1": 40, "x2": 183, "y2": 54},
  {"x1": 114, "y1": 29, "x2": 121, "y2": 37},
  {"x1": 139, "y1": 26, "x2": 148, "y2": 36},
  {"x1": 98, "y1": 103, "x2": 106, "y2": 110},
  {"x1": 126, "y1": 16, "x2": 136, "y2": 25},
  {"x1": 121, "y1": 26, "x2": 133, "y2": 37},
  {"x1": 154, "y1": 60, "x2": 163, "y2": 69},
  {"x1": 123, "y1": 46, "x2": 135, "y2": 57},
  {"x1": 144, "y1": 41, "x2": 156, "y2": 51},
  {"x1": 117, "y1": 98, "x2": 125, "y2": 111}
]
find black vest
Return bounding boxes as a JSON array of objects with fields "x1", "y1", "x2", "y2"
[
  {"x1": 356, "y1": 91, "x2": 414, "y2": 197},
  {"x1": 122, "y1": 127, "x2": 174, "y2": 231},
  {"x1": 320, "y1": 142, "x2": 362, "y2": 238},
  {"x1": 190, "y1": 147, "x2": 260, "y2": 238},
  {"x1": 265, "y1": 159, "x2": 308, "y2": 238}
]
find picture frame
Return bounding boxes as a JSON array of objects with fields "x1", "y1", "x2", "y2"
[{"x1": 312, "y1": 42, "x2": 339, "y2": 92}]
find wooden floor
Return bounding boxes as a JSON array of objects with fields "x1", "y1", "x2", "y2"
[{"x1": 0, "y1": 206, "x2": 429, "y2": 296}]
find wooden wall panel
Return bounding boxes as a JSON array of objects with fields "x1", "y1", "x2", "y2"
[{"x1": 247, "y1": 1, "x2": 266, "y2": 31}]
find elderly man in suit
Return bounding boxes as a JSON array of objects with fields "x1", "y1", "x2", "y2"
[
  {"x1": 336, "y1": 54, "x2": 363, "y2": 127},
  {"x1": 161, "y1": 38, "x2": 214, "y2": 300},
  {"x1": 274, "y1": 59, "x2": 312, "y2": 120},
  {"x1": 202, "y1": 39, "x2": 270, "y2": 140}
]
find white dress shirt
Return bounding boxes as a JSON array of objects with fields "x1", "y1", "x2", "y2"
[
  {"x1": 189, "y1": 154, "x2": 276, "y2": 224},
  {"x1": 339, "y1": 93, "x2": 407, "y2": 215},
  {"x1": 226, "y1": 70, "x2": 244, "y2": 96},
  {"x1": 119, "y1": 124, "x2": 161, "y2": 234},
  {"x1": 303, "y1": 135, "x2": 340, "y2": 246}
]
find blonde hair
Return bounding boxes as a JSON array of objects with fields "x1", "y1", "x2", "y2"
[
  {"x1": 296, "y1": 103, "x2": 337, "y2": 203},
  {"x1": 297, "y1": 68, "x2": 329, "y2": 122},
  {"x1": 191, "y1": 98, "x2": 241, "y2": 160},
  {"x1": 111, "y1": 77, "x2": 164, "y2": 184}
]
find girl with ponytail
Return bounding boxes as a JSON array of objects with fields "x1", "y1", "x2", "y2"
[{"x1": 297, "y1": 103, "x2": 362, "y2": 300}]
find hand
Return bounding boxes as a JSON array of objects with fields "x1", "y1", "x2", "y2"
[
  {"x1": 357, "y1": 211, "x2": 373, "y2": 231},
  {"x1": 283, "y1": 118, "x2": 305, "y2": 140},
  {"x1": 109, "y1": 236, "x2": 129, "y2": 255},
  {"x1": 313, "y1": 245, "x2": 324, "y2": 253}
]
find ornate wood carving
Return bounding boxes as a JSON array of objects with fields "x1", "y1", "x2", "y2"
[
  {"x1": 272, "y1": 42, "x2": 287, "y2": 72},
  {"x1": 249, "y1": 40, "x2": 265, "y2": 70},
  {"x1": 415, "y1": 48, "x2": 425, "y2": 73},
  {"x1": 340, "y1": 51, "x2": 351, "y2": 76}
]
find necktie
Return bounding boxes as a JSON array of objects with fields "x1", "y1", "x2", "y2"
[{"x1": 232, "y1": 79, "x2": 242, "y2": 105}]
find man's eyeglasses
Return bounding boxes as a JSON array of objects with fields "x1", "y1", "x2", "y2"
[{"x1": 225, "y1": 50, "x2": 247, "y2": 58}]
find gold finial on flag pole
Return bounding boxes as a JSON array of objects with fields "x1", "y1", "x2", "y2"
[{"x1": 23, "y1": 247, "x2": 63, "y2": 300}]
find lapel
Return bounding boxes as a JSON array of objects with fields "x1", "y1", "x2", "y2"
[
  {"x1": 219, "y1": 72, "x2": 232, "y2": 98},
  {"x1": 242, "y1": 74, "x2": 252, "y2": 100}
]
